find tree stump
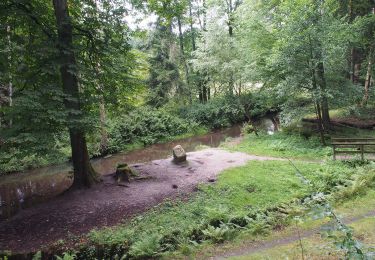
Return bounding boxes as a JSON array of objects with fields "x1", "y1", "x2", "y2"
[{"x1": 114, "y1": 163, "x2": 137, "y2": 183}]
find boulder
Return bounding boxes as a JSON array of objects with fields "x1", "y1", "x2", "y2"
[{"x1": 172, "y1": 145, "x2": 186, "y2": 163}]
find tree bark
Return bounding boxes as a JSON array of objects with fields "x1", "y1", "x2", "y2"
[
  {"x1": 316, "y1": 59, "x2": 330, "y2": 128},
  {"x1": 309, "y1": 34, "x2": 326, "y2": 143},
  {"x1": 177, "y1": 15, "x2": 191, "y2": 101},
  {"x1": 315, "y1": 102, "x2": 326, "y2": 145},
  {"x1": 227, "y1": 0, "x2": 235, "y2": 95},
  {"x1": 52, "y1": 0, "x2": 99, "y2": 188},
  {"x1": 361, "y1": 47, "x2": 373, "y2": 106},
  {"x1": 188, "y1": 0, "x2": 196, "y2": 51},
  {"x1": 99, "y1": 97, "x2": 108, "y2": 154},
  {"x1": 7, "y1": 25, "x2": 12, "y2": 127}
]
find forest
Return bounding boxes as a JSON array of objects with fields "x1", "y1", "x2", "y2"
[{"x1": 0, "y1": 0, "x2": 375, "y2": 259}]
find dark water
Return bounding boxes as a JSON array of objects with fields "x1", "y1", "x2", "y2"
[{"x1": 0, "y1": 125, "x2": 242, "y2": 219}]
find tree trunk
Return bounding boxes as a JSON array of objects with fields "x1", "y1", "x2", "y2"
[
  {"x1": 99, "y1": 98, "x2": 108, "y2": 154},
  {"x1": 317, "y1": 61, "x2": 330, "y2": 128},
  {"x1": 309, "y1": 35, "x2": 326, "y2": 144},
  {"x1": 202, "y1": 84, "x2": 207, "y2": 102},
  {"x1": 350, "y1": 48, "x2": 363, "y2": 84},
  {"x1": 52, "y1": 0, "x2": 99, "y2": 188},
  {"x1": 188, "y1": 0, "x2": 195, "y2": 104},
  {"x1": 227, "y1": 0, "x2": 235, "y2": 95},
  {"x1": 189, "y1": 0, "x2": 196, "y2": 51},
  {"x1": 315, "y1": 102, "x2": 326, "y2": 145},
  {"x1": 177, "y1": 15, "x2": 190, "y2": 100},
  {"x1": 93, "y1": 0, "x2": 108, "y2": 154},
  {"x1": 361, "y1": 47, "x2": 373, "y2": 106},
  {"x1": 311, "y1": 65, "x2": 326, "y2": 145},
  {"x1": 7, "y1": 25, "x2": 12, "y2": 127}
]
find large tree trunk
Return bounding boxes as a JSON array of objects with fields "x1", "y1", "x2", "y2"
[{"x1": 52, "y1": 0, "x2": 99, "y2": 188}]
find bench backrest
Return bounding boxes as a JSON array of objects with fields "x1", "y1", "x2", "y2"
[{"x1": 332, "y1": 138, "x2": 375, "y2": 144}]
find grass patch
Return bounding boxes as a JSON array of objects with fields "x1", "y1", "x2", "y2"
[{"x1": 228, "y1": 132, "x2": 331, "y2": 160}]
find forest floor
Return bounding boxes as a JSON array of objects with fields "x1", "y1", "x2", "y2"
[{"x1": 0, "y1": 148, "x2": 281, "y2": 253}]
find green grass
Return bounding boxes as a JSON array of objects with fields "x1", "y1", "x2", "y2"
[
  {"x1": 80, "y1": 160, "x2": 321, "y2": 258},
  {"x1": 228, "y1": 132, "x2": 332, "y2": 160}
]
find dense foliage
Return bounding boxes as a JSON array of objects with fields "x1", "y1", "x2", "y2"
[{"x1": 107, "y1": 107, "x2": 200, "y2": 152}]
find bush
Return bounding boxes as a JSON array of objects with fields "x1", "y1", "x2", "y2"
[
  {"x1": 107, "y1": 107, "x2": 201, "y2": 153},
  {"x1": 179, "y1": 96, "x2": 246, "y2": 129}
]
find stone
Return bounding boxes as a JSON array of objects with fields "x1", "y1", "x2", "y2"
[{"x1": 172, "y1": 145, "x2": 186, "y2": 163}]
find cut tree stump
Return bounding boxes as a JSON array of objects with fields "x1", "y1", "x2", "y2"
[{"x1": 114, "y1": 163, "x2": 138, "y2": 183}]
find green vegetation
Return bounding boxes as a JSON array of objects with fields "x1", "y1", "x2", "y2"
[{"x1": 230, "y1": 132, "x2": 331, "y2": 160}]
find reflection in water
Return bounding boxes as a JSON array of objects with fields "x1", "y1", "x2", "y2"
[
  {"x1": 254, "y1": 118, "x2": 276, "y2": 135},
  {"x1": 0, "y1": 125, "x2": 242, "y2": 219}
]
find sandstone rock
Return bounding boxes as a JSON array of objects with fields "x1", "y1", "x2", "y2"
[{"x1": 172, "y1": 145, "x2": 186, "y2": 163}]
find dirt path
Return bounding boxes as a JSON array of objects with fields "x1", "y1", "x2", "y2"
[
  {"x1": 0, "y1": 149, "x2": 282, "y2": 253},
  {"x1": 214, "y1": 209, "x2": 375, "y2": 259}
]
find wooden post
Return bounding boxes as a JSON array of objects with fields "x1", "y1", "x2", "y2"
[
  {"x1": 361, "y1": 144, "x2": 364, "y2": 161},
  {"x1": 333, "y1": 144, "x2": 336, "y2": 160}
]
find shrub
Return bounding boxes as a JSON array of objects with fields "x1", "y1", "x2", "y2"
[
  {"x1": 179, "y1": 96, "x2": 246, "y2": 129},
  {"x1": 107, "y1": 107, "x2": 200, "y2": 153}
]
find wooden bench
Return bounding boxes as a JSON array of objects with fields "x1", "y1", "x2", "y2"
[{"x1": 332, "y1": 138, "x2": 375, "y2": 160}]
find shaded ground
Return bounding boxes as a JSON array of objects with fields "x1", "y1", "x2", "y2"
[{"x1": 0, "y1": 149, "x2": 281, "y2": 253}]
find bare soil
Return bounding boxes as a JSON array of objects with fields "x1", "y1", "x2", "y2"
[{"x1": 0, "y1": 149, "x2": 280, "y2": 253}]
